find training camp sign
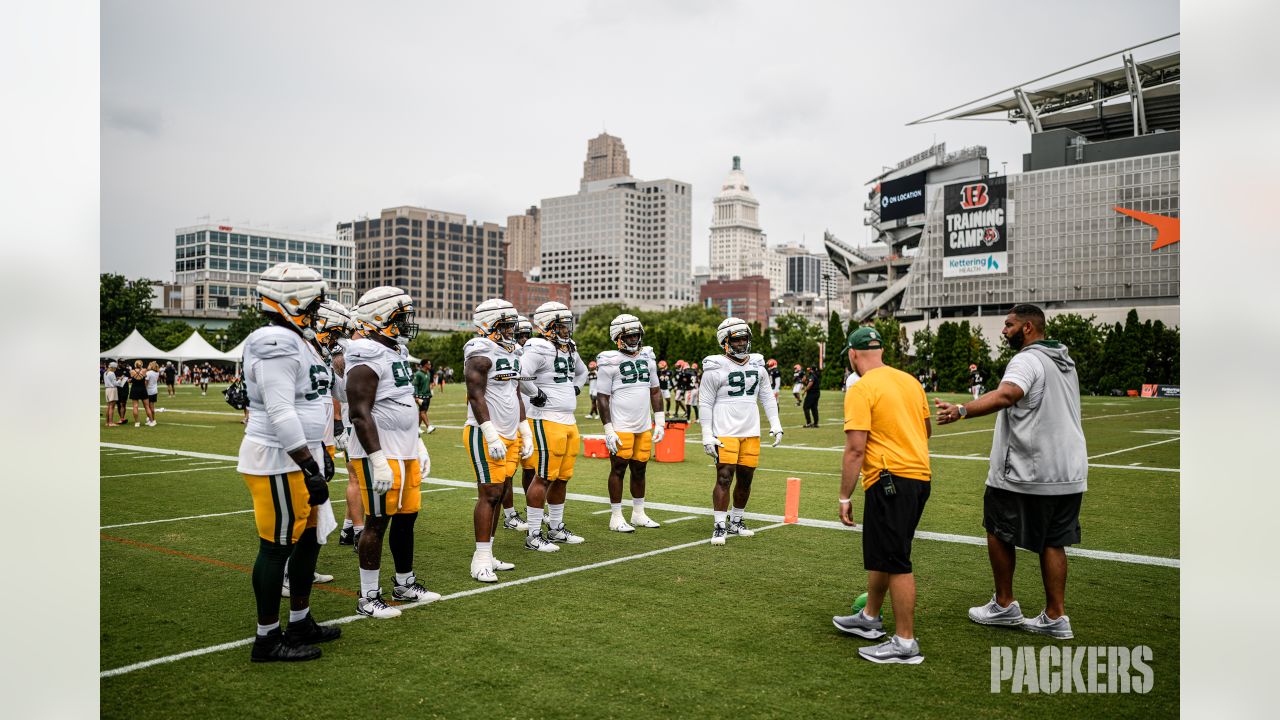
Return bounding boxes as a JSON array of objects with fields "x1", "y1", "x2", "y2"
[{"x1": 943, "y1": 176, "x2": 1008, "y2": 277}]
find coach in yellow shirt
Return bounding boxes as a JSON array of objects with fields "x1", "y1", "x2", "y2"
[{"x1": 832, "y1": 326, "x2": 932, "y2": 665}]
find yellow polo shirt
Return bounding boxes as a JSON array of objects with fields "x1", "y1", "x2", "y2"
[{"x1": 843, "y1": 366, "x2": 931, "y2": 490}]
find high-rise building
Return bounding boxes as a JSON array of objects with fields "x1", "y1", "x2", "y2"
[
  {"x1": 581, "y1": 133, "x2": 631, "y2": 188},
  {"x1": 786, "y1": 254, "x2": 824, "y2": 295},
  {"x1": 172, "y1": 222, "x2": 355, "y2": 318},
  {"x1": 700, "y1": 276, "x2": 771, "y2": 328},
  {"x1": 504, "y1": 270, "x2": 571, "y2": 315},
  {"x1": 505, "y1": 206, "x2": 541, "y2": 276},
  {"x1": 541, "y1": 135, "x2": 693, "y2": 313},
  {"x1": 708, "y1": 156, "x2": 769, "y2": 283},
  {"x1": 340, "y1": 206, "x2": 505, "y2": 332}
]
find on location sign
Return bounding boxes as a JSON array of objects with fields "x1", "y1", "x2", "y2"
[
  {"x1": 943, "y1": 176, "x2": 1007, "y2": 277},
  {"x1": 878, "y1": 172, "x2": 926, "y2": 222}
]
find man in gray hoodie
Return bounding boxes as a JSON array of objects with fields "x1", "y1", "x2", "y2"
[{"x1": 934, "y1": 304, "x2": 1087, "y2": 640}]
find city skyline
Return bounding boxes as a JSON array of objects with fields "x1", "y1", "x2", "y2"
[{"x1": 102, "y1": 1, "x2": 1179, "y2": 284}]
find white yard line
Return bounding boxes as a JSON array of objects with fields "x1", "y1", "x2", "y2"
[
  {"x1": 100, "y1": 443, "x2": 1181, "y2": 569},
  {"x1": 101, "y1": 488, "x2": 456, "y2": 529},
  {"x1": 102, "y1": 465, "x2": 239, "y2": 479},
  {"x1": 164, "y1": 423, "x2": 216, "y2": 428},
  {"x1": 100, "y1": 521, "x2": 790, "y2": 678},
  {"x1": 930, "y1": 405, "x2": 1179, "y2": 439},
  {"x1": 1088, "y1": 437, "x2": 1180, "y2": 460},
  {"x1": 663, "y1": 515, "x2": 698, "y2": 524}
]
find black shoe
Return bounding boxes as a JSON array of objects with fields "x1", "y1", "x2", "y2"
[
  {"x1": 338, "y1": 527, "x2": 354, "y2": 545},
  {"x1": 285, "y1": 614, "x2": 341, "y2": 645},
  {"x1": 250, "y1": 628, "x2": 322, "y2": 663}
]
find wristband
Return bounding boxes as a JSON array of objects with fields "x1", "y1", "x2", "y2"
[{"x1": 838, "y1": 498, "x2": 852, "y2": 505}]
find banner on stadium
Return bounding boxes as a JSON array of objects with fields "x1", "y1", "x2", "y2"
[
  {"x1": 879, "y1": 172, "x2": 926, "y2": 222},
  {"x1": 1141, "y1": 384, "x2": 1180, "y2": 398},
  {"x1": 943, "y1": 176, "x2": 1007, "y2": 277}
]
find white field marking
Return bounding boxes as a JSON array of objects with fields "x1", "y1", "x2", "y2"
[
  {"x1": 1134, "y1": 429, "x2": 1180, "y2": 435},
  {"x1": 733, "y1": 466, "x2": 839, "y2": 478},
  {"x1": 100, "y1": 521, "x2": 790, "y2": 678},
  {"x1": 1088, "y1": 436, "x2": 1180, "y2": 460},
  {"x1": 663, "y1": 515, "x2": 698, "y2": 524},
  {"x1": 101, "y1": 465, "x2": 238, "y2": 479},
  {"x1": 425, "y1": 488, "x2": 456, "y2": 493},
  {"x1": 101, "y1": 488, "x2": 454, "y2": 530},
  {"x1": 592, "y1": 508, "x2": 613, "y2": 515},
  {"x1": 157, "y1": 457, "x2": 194, "y2": 463},
  {"x1": 164, "y1": 423, "x2": 216, "y2": 428},
  {"x1": 100, "y1": 443, "x2": 1180, "y2": 568},
  {"x1": 930, "y1": 405, "x2": 1180, "y2": 439},
  {"x1": 1130, "y1": 462, "x2": 1143, "y2": 466},
  {"x1": 143, "y1": 408, "x2": 243, "y2": 417},
  {"x1": 185, "y1": 460, "x2": 229, "y2": 466}
]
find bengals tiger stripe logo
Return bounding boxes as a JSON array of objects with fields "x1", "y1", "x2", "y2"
[{"x1": 960, "y1": 183, "x2": 989, "y2": 210}]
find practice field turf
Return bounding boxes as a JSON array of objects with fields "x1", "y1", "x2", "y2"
[{"x1": 100, "y1": 384, "x2": 1179, "y2": 718}]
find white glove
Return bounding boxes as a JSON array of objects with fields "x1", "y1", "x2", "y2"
[
  {"x1": 651, "y1": 412, "x2": 665, "y2": 444},
  {"x1": 418, "y1": 438, "x2": 431, "y2": 480},
  {"x1": 603, "y1": 423, "x2": 621, "y2": 454},
  {"x1": 518, "y1": 421, "x2": 534, "y2": 460},
  {"x1": 334, "y1": 427, "x2": 348, "y2": 452},
  {"x1": 480, "y1": 420, "x2": 507, "y2": 461},
  {"x1": 769, "y1": 423, "x2": 784, "y2": 448},
  {"x1": 368, "y1": 450, "x2": 394, "y2": 494},
  {"x1": 702, "y1": 433, "x2": 723, "y2": 459}
]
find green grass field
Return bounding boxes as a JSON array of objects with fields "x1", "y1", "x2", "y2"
[{"x1": 100, "y1": 383, "x2": 1179, "y2": 718}]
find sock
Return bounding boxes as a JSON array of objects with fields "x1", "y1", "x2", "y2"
[
  {"x1": 526, "y1": 507, "x2": 544, "y2": 535},
  {"x1": 548, "y1": 503, "x2": 564, "y2": 529},
  {"x1": 257, "y1": 621, "x2": 279, "y2": 637},
  {"x1": 354, "y1": 524, "x2": 364, "y2": 532},
  {"x1": 288, "y1": 607, "x2": 309, "y2": 623},
  {"x1": 862, "y1": 609, "x2": 878, "y2": 621},
  {"x1": 610, "y1": 502, "x2": 622, "y2": 516},
  {"x1": 713, "y1": 510, "x2": 727, "y2": 526},
  {"x1": 395, "y1": 571, "x2": 413, "y2": 586},
  {"x1": 359, "y1": 568, "x2": 381, "y2": 597},
  {"x1": 504, "y1": 507, "x2": 516, "y2": 519},
  {"x1": 251, "y1": 539, "x2": 290, "y2": 621},
  {"x1": 731, "y1": 507, "x2": 744, "y2": 523},
  {"x1": 632, "y1": 497, "x2": 645, "y2": 512},
  {"x1": 474, "y1": 540, "x2": 493, "y2": 565},
  {"x1": 342, "y1": 519, "x2": 353, "y2": 530},
  {"x1": 894, "y1": 635, "x2": 917, "y2": 648}
]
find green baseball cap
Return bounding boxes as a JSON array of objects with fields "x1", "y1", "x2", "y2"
[{"x1": 845, "y1": 326, "x2": 883, "y2": 351}]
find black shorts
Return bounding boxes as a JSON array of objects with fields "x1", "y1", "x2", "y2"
[
  {"x1": 129, "y1": 384, "x2": 147, "y2": 401},
  {"x1": 147, "y1": 393, "x2": 158, "y2": 403},
  {"x1": 983, "y1": 486, "x2": 1082, "y2": 553},
  {"x1": 416, "y1": 396, "x2": 431, "y2": 411},
  {"x1": 862, "y1": 475, "x2": 930, "y2": 574}
]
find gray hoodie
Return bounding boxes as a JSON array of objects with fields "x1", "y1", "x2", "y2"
[{"x1": 986, "y1": 342, "x2": 1089, "y2": 496}]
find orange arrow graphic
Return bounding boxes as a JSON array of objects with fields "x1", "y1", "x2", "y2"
[{"x1": 1113, "y1": 207, "x2": 1180, "y2": 250}]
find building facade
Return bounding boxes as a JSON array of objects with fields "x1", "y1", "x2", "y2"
[
  {"x1": 581, "y1": 133, "x2": 631, "y2": 188},
  {"x1": 505, "y1": 206, "x2": 541, "y2": 276},
  {"x1": 708, "y1": 156, "x2": 770, "y2": 283},
  {"x1": 541, "y1": 135, "x2": 693, "y2": 313},
  {"x1": 504, "y1": 270, "x2": 571, "y2": 315},
  {"x1": 340, "y1": 206, "x2": 505, "y2": 332},
  {"x1": 699, "y1": 276, "x2": 771, "y2": 327},
  {"x1": 172, "y1": 222, "x2": 355, "y2": 316}
]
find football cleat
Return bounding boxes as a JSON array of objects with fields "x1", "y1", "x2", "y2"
[
  {"x1": 338, "y1": 526, "x2": 355, "y2": 545},
  {"x1": 525, "y1": 532, "x2": 560, "y2": 553},
  {"x1": 250, "y1": 628, "x2": 321, "y2": 663},
  {"x1": 502, "y1": 512, "x2": 529, "y2": 531},
  {"x1": 490, "y1": 557, "x2": 516, "y2": 571},
  {"x1": 547, "y1": 524, "x2": 585, "y2": 544},
  {"x1": 630, "y1": 512, "x2": 661, "y2": 529},
  {"x1": 710, "y1": 522, "x2": 727, "y2": 546},
  {"x1": 609, "y1": 516, "x2": 636, "y2": 533},
  {"x1": 392, "y1": 575, "x2": 441, "y2": 603},
  {"x1": 728, "y1": 519, "x2": 755, "y2": 537},
  {"x1": 284, "y1": 614, "x2": 341, "y2": 645},
  {"x1": 356, "y1": 589, "x2": 401, "y2": 619},
  {"x1": 470, "y1": 562, "x2": 498, "y2": 583}
]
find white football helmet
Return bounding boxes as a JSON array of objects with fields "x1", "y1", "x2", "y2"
[
  {"x1": 474, "y1": 299, "x2": 519, "y2": 351},
  {"x1": 354, "y1": 286, "x2": 418, "y2": 347},
  {"x1": 257, "y1": 263, "x2": 326, "y2": 335},
  {"x1": 314, "y1": 299, "x2": 355, "y2": 348},
  {"x1": 716, "y1": 317, "x2": 752, "y2": 360},
  {"x1": 533, "y1": 301, "x2": 574, "y2": 349},
  {"x1": 609, "y1": 314, "x2": 644, "y2": 354},
  {"x1": 515, "y1": 315, "x2": 533, "y2": 346}
]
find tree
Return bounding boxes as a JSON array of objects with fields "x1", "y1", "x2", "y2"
[
  {"x1": 822, "y1": 311, "x2": 845, "y2": 390},
  {"x1": 1043, "y1": 313, "x2": 1104, "y2": 393},
  {"x1": 872, "y1": 316, "x2": 908, "y2": 371},
  {"x1": 909, "y1": 326, "x2": 935, "y2": 380},
  {"x1": 770, "y1": 313, "x2": 824, "y2": 375},
  {"x1": 147, "y1": 320, "x2": 201, "y2": 352},
  {"x1": 223, "y1": 305, "x2": 268, "y2": 349},
  {"x1": 100, "y1": 273, "x2": 158, "y2": 350}
]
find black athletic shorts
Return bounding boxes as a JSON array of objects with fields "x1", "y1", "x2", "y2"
[
  {"x1": 416, "y1": 396, "x2": 431, "y2": 411},
  {"x1": 983, "y1": 486, "x2": 1082, "y2": 553},
  {"x1": 862, "y1": 474, "x2": 930, "y2": 574}
]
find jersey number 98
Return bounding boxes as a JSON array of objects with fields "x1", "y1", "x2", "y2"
[{"x1": 619, "y1": 360, "x2": 650, "y2": 385}]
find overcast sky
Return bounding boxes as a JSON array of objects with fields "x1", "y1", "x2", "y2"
[{"x1": 102, "y1": 0, "x2": 1179, "y2": 281}]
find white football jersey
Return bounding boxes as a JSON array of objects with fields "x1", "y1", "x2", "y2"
[
  {"x1": 699, "y1": 353, "x2": 780, "y2": 439},
  {"x1": 462, "y1": 337, "x2": 523, "y2": 439},
  {"x1": 332, "y1": 338, "x2": 350, "y2": 424},
  {"x1": 522, "y1": 337, "x2": 586, "y2": 425},
  {"x1": 344, "y1": 338, "x2": 419, "y2": 460},
  {"x1": 238, "y1": 325, "x2": 330, "y2": 474},
  {"x1": 595, "y1": 347, "x2": 658, "y2": 433}
]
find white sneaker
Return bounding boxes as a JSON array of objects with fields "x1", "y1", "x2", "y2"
[
  {"x1": 728, "y1": 519, "x2": 755, "y2": 537},
  {"x1": 631, "y1": 512, "x2": 660, "y2": 528},
  {"x1": 146, "y1": 420, "x2": 156, "y2": 427},
  {"x1": 426, "y1": 425, "x2": 436, "y2": 434},
  {"x1": 313, "y1": 572, "x2": 334, "y2": 584},
  {"x1": 471, "y1": 563, "x2": 498, "y2": 583},
  {"x1": 525, "y1": 532, "x2": 560, "y2": 553},
  {"x1": 502, "y1": 512, "x2": 529, "y2": 531},
  {"x1": 392, "y1": 574, "x2": 441, "y2": 603},
  {"x1": 134, "y1": 422, "x2": 140, "y2": 427},
  {"x1": 711, "y1": 522, "x2": 727, "y2": 546},
  {"x1": 968, "y1": 595, "x2": 1024, "y2": 626},
  {"x1": 547, "y1": 524, "x2": 585, "y2": 544},
  {"x1": 356, "y1": 590, "x2": 402, "y2": 618},
  {"x1": 490, "y1": 557, "x2": 515, "y2": 571},
  {"x1": 610, "y1": 516, "x2": 635, "y2": 533}
]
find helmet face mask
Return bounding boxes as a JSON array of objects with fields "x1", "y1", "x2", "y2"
[
  {"x1": 354, "y1": 287, "x2": 416, "y2": 348},
  {"x1": 473, "y1": 298, "x2": 519, "y2": 351},
  {"x1": 609, "y1": 313, "x2": 644, "y2": 354},
  {"x1": 716, "y1": 317, "x2": 752, "y2": 360},
  {"x1": 257, "y1": 262, "x2": 327, "y2": 338},
  {"x1": 534, "y1": 302, "x2": 574, "y2": 349},
  {"x1": 389, "y1": 309, "x2": 420, "y2": 344}
]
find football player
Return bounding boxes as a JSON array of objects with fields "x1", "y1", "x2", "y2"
[
  {"x1": 596, "y1": 314, "x2": 665, "y2": 532},
  {"x1": 700, "y1": 318, "x2": 784, "y2": 546},
  {"x1": 657, "y1": 360, "x2": 673, "y2": 414},
  {"x1": 237, "y1": 263, "x2": 340, "y2": 662},
  {"x1": 500, "y1": 315, "x2": 535, "y2": 532},
  {"x1": 282, "y1": 299, "x2": 353, "y2": 597},
  {"x1": 347, "y1": 287, "x2": 439, "y2": 618},
  {"x1": 463, "y1": 299, "x2": 534, "y2": 581},
  {"x1": 792, "y1": 364, "x2": 805, "y2": 406},
  {"x1": 767, "y1": 358, "x2": 782, "y2": 400},
  {"x1": 519, "y1": 301, "x2": 588, "y2": 548},
  {"x1": 672, "y1": 360, "x2": 690, "y2": 418},
  {"x1": 687, "y1": 362, "x2": 701, "y2": 423}
]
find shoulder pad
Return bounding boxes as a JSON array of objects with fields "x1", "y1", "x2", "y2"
[
  {"x1": 463, "y1": 337, "x2": 492, "y2": 360},
  {"x1": 747, "y1": 353, "x2": 766, "y2": 367},
  {"x1": 596, "y1": 350, "x2": 621, "y2": 367},
  {"x1": 702, "y1": 355, "x2": 725, "y2": 372},
  {"x1": 524, "y1": 337, "x2": 556, "y2": 356},
  {"x1": 247, "y1": 326, "x2": 298, "y2": 360},
  {"x1": 639, "y1": 346, "x2": 656, "y2": 361},
  {"x1": 345, "y1": 338, "x2": 385, "y2": 362}
]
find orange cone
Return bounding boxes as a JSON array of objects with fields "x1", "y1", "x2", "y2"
[{"x1": 784, "y1": 477, "x2": 801, "y2": 524}]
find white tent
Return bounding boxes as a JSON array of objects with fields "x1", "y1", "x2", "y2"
[
  {"x1": 100, "y1": 329, "x2": 175, "y2": 361},
  {"x1": 169, "y1": 331, "x2": 236, "y2": 362},
  {"x1": 223, "y1": 338, "x2": 246, "y2": 362}
]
